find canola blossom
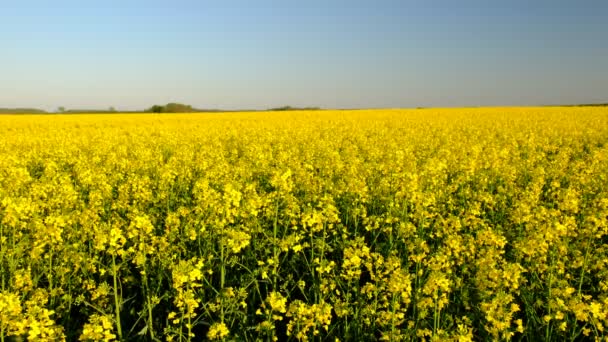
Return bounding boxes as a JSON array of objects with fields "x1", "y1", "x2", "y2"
[{"x1": 0, "y1": 107, "x2": 608, "y2": 341}]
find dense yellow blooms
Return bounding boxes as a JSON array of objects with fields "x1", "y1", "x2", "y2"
[
  {"x1": 0, "y1": 107, "x2": 607, "y2": 340},
  {"x1": 79, "y1": 314, "x2": 116, "y2": 341},
  {"x1": 207, "y1": 322, "x2": 229, "y2": 340}
]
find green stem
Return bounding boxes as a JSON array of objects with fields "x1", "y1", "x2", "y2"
[
  {"x1": 390, "y1": 294, "x2": 397, "y2": 341},
  {"x1": 112, "y1": 254, "x2": 123, "y2": 340},
  {"x1": 310, "y1": 227, "x2": 317, "y2": 303},
  {"x1": 179, "y1": 311, "x2": 184, "y2": 342},
  {"x1": 143, "y1": 264, "x2": 155, "y2": 340},
  {"x1": 220, "y1": 241, "x2": 225, "y2": 324},
  {"x1": 577, "y1": 237, "x2": 591, "y2": 298},
  {"x1": 1, "y1": 223, "x2": 4, "y2": 291},
  {"x1": 187, "y1": 310, "x2": 192, "y2": 342},
  {"x1": 545, "y1": 248, "x2": 555, "y2": 342},
  {"x1": 48, "y1": 249, "x2": 54, "y2": 307},
  {"x1": 273, "y1": 202, "x2": 279, "y2": 290},
  {"x1": 433, "y1": 295, "x2": 439, "y2": 337},
  {"x1": 318, "y1": 221, "x2": 327, "y2": 302},
  {"x1": 412, "y1": 261, "x2": 420, "y2": 333},
  {"x1": 147, "y1": 297, "x2": 155, "y2": 340}
]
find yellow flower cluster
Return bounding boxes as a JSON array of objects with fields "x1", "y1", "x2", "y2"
[
  {"x1": 286, "y1": 300, "x2": 333, "y2": 340},
  {"x1": 207, "y1": 322, "x2": 229, "y2": 340},
  {"x1": 79, "y1": 314, "x2": 116, "y2": 341}
]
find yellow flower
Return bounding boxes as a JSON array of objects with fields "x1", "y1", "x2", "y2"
[
  {"x1": 267, "y1": 292, "x2": 287, "y2": 314},
  {"x1": 207, "y1": 322, "x2": 229, "y2": 340}
]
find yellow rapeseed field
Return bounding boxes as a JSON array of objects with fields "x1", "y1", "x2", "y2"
[{"x1": 1, "y1": 107, "x2": 608, "y2": 341}]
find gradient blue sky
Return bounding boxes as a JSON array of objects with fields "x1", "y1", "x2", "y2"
[{"x1": 1, "y1": 0, "x2": 607, "y2": 110}]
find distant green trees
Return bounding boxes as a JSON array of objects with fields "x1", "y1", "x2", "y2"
[
  {"x1": 146, "y1": 103, "x2": 197, "y2": 113},
  {"x1": 0, "y1": 108, "x2": 47, "y2": 114},
  {"x1": 1, "y1": 103, "x2": 325, "y2": 115},
  {"x1": 268, "y1": 105, "x2": 321, "y2": 111}
]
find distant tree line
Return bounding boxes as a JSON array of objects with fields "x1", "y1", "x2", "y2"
[
  {"x1": 4, "y1": 102, "x2": 608, "y2": 115},
  {"x1": 0, "y1": 108, "x2": 47, "y2": 114},
  {"x1": 268, "y1": 105, "x2": 321, "y2": 111},
  {"x1": 146, "y1": 103, "x2": 199, "y2": 113},
  {"x1": 571, "y1": 103, "x2": 608, "y2": 107},
  {"x1": 144, "y1": 103, "x2": 323, "y2": 113},
  {"x1": 1, "y1": 103, "x2": 327, "y2": 115}
]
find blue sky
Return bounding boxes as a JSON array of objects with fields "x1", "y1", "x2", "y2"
[{"x1": 1, "y1": 0, "x2": 607, "y2": 110}]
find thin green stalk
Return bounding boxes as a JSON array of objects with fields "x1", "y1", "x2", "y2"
[
  {"x1": 273, "y1": 202, "x2": 279, "y2": 290},
  {"x1": 412, "y1": 261, "x2": 420, "y2": 333},
  {"x1": 187, "y1": 308, "x2": 192, "y2": 342},
  {"x1": 433, "y1": 295, "x2": 439, "y2": 338},
  {"x1": 112, "y1": 254, "x2": 123, "y2": 340},
  {"x1": 318, "y1": 221, "x2": 327, "y2": 303},
  {"x1": 1, "y1": 223, "x2": 4, "y2": 291},
  {"x1": 48, "y1": 248, "x2": 56, "y2": 308},
  {"x1": 577, "y1": 237, "x2": 591, "y2": 297},
  {"x1": 142, "y1": 263, "x2": 155, "y2": 341},
  {"x1": 146, "y1": 296, "x2": 155, "y2": 340},
  {"x1": 344, "y1": 312, "x2": 349, "y2": 339},
  {"x1": 372, "y1": 284, "x2": 379, "y2": 334},
  {"x1": 220, "y1": 241, "x2": 225, "y2": 324},
  {"x1": 545, "y1": 249, "x2": 555, "y2": 342},
  {"x1": 390, "y1": 294, "x2": 397, "y2": 341},
  {"x1": 179, "y1": 311, "x2": 185, "y2": 342}
]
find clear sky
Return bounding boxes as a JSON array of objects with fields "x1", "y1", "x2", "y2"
[{"x1": 1, "y1": 0, "x2": 607, "y2": 111}]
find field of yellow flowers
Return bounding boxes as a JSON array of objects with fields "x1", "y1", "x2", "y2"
[{"x1": 1, "y1": 107, "x2": 608, "y2": 341}]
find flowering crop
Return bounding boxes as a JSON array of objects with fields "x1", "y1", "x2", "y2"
[{"x1": 1, "y1": 107, "x2": 607, "y2": 341}]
